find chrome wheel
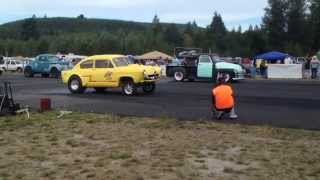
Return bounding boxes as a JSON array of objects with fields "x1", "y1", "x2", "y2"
[
  {"x1": 122, "y1": 80, "x2": 137, "y2": 96},
  {"x1": 70, "y1": 79, "x2": 80, "y2": 91},
  {"x1": 124, "y1": 83, "x2": 133, "y2": 95},
  {"x1": 174, "y1": 72, "x2": 184, "y2": 81}
]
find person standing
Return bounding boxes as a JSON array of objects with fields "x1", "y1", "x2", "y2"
[
  {"x1": 311, "y1": 56, "x2": 320, "y2": 79},
  {"x1": 260, "y1": 60, "x2": 267, "y2": 77}
]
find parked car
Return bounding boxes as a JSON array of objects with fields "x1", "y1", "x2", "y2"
[
  {"x1": 24, "y1": 54, "x2": 71, "y2": 78},
  {"x1": 61, "y1": 55, "x2": 161, "y2": 95},
  {"x1": 0, "y1": 59, "x2": 24, "y2": 72}
]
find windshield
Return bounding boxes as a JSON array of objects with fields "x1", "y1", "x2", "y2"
[{"x1": 113, "y1": 57, "x2": 129, "y2": 67}]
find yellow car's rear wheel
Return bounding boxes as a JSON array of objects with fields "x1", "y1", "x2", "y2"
[
  {"x1": 122, "y1": 79, "x2": 137, "y2": 96},
  {"x1": 68, "y1": 76, "x2": 86, "y2": 94}
]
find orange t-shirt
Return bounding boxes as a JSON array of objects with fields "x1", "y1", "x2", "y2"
[{"x1": 212, "y1": 85, "x2": 234, "y2": 109}]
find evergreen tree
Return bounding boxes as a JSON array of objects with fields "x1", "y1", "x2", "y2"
[
  {"x1": 286, "y1": 0, "x2": 307, "y2": 49},
  {"x1": 164, "y1": 24, "x2": 183, "y2": 46},
  {"x1": 21, "y1": 17, "x2": 39, "y2": 40},
  {"x1": 310, "y1": 0, "x2": 320, "y2": 52},
  {"x1": 77, "y1": 14, "x2": 85, "y2": 19},
  {"x1": 208, "y1": 12, "x2": 227, "y2": 54},
  {"x1": 262, "y1": 0, "x2": 288, "y2": 50},
  {"x1": 184, "y1": 22, "x2": 194, "y2": 36},
  {"x1": 151, "y1": 15, "x2": 162, "y2": 35}
]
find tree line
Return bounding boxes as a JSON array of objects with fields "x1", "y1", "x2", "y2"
[{"x1": 0, "y1": 0, "x2": 319, "y2": 58}]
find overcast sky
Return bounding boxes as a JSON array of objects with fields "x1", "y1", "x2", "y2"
[{"x1": 0, "y1": 0, "x2": 268, "y2": 29}]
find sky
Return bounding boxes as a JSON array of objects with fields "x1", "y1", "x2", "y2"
[{"x1": 0, "y1": 0, "x2": 268, "y2": 30}]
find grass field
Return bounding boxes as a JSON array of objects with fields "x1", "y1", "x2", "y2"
[{"x1": 0, "y1": 112, "x2": 319, "y2": 180}]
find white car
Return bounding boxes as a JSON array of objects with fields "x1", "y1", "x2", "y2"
[{"x1": 0, "y1": 59, "x2": 24, "y2": 72}]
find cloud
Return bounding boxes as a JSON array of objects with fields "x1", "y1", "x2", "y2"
[{"x1": 0, "y1": 0, "x2": 268, "y2": 29}]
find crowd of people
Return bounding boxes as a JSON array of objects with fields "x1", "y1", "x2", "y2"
[
  {"x1": 306, "y1": 56, "x2": 320, "y2": 79},
  {"x1": 252, "y1": 56, "x2": 320, "y2": 79}
]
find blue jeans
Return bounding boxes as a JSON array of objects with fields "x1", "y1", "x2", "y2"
[{"x1": 311, "y1": 68, "x2": 318, "y2": 79}]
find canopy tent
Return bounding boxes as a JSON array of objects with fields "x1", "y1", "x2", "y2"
[
  {"x1": 137, "y1": 51, "x2": 172, "y2": 60},
  {"x1": 255, "y1": 51, "x2": 289, "y2": 61}
]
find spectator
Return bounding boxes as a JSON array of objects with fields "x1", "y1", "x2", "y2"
[
  {"x1": 211, "y1": 73, "x2": 238, "y2": 120},
  {"x1": 311, "y1": 56, "x2": 320, "y2": 79},
  {"x1": 158, "y1": 56, "x2": 165, "y2": 65},
  {"x1": 305, "y1": 56, "x2": 311, "y2": 70},
  {"x1": 260, "y1": 60, "x2": 267, "y2": 77}
]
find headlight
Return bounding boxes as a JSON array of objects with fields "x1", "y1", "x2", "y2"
[{"x1": 143, "y1": 70, "x2": 148, "y2": 78}]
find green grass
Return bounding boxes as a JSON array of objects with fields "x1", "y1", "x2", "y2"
[{"x1": 0, "y1": 112, "x2": 319, "y2": 179}]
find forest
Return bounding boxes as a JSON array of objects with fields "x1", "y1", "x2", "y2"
[{"x1": 0, "y1": 0, "x2": 319, "y2": 58}]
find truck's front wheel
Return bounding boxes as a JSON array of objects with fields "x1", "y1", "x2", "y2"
[
  {"x1": 17, "y1": 67, "x2": 23, "y2": 73},
  {"x1": 173, "y1": 68, "x2": 186, "y2": 82},
  {"x1": 24, "y1": 67, "x2": 33, "y2": 78},
  {"x1": 143, "y1": 82, "x2": 156, "y2": 93},
  {"x1": 50, "y1": 68, "x2": 60, "y2": 78}
]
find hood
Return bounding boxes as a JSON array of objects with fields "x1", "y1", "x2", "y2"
[
  {"x1": 216, "y1": 62, "x2": 243, "y2": 72},
  {"x1": 129, "y1": 64, "x2": 161, "y2": 74}
]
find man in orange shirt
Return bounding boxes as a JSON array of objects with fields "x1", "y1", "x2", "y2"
[{"x1": 212, "y1": 74, "x2": 238, "y2": 120}]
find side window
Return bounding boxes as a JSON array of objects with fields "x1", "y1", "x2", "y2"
[
  {"x1": 80, "y1": 60, "x2": 93, "y2": 69},
  {"x1": 95, "y1": 60, "x2": 113, "y2": 68},
  {"x1": 199, "y1": 55, "x2": 212, "y2": 63},
  {"x1": 10, "y1": 61, "x2": 16, "y2": 65},
  {"x1": 39, "y1": 56, "x2": 47, "y2": 62}
]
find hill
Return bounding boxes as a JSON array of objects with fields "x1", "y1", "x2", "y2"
[{"x1": 0, "y1": 17, "x2": 191, "y2": 39}]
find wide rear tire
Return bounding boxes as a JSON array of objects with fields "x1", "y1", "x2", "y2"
[
  {"x1": 17, "y1": 67, "x2": 23, "y2": 73},
  {"x1": 68, "y1": 76, "x2": 86, "y2": 94},
  {"x1": 50, "y1": 68, "x2": 60, "y2": 78},
  {"x1": 173, "y1": 68, "x2": 186, "y2": 82}
]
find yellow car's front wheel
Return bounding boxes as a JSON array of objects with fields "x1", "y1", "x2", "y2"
[{"x1": 143, "y1": 82, "x2": 156, "y2": 93}]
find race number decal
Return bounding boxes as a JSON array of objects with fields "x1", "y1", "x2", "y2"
[{"x1": 104, "y1": 71, "x2": 113, "y2": 80}]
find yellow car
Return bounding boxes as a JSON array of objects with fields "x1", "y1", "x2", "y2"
[{"x1": 61, "y1": 55, "x2": 161, "y2": 95}]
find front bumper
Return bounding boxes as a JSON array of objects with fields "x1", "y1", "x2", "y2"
[
  {"x1": 144, "y1": 73, "x2": 160, "y2": 81},
  {"x1": 233, "y1": 72, "x2": 245, "y2": 80}
]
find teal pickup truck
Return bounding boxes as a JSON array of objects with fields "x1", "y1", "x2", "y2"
[
  {"x1": 166, "y1": 49, "x2": 245, "y2": 82},
  {"x1": 24, "y1": 54, "x2": 70, "y2": 78}
]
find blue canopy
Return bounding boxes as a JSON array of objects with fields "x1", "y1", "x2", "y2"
[{"x1": 255, "y1": 51, "x2": 289, "y2": 61}]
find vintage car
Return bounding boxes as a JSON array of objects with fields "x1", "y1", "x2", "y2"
[
  {"x1": 24, "y1": 54, "x2": 70, "y2": 78},
  {"x1": 61, "y1": 55, "x2": 161, "y2": 95}
]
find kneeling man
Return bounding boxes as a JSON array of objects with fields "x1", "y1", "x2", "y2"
[{"x1": 212, "y1": 74, "x2": 238, "y2": 120}]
